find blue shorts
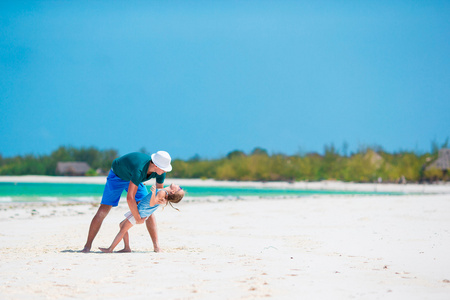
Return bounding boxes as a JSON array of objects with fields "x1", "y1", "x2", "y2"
[{"x1": 100, "y1": 170, "x2": 149, "y2": 207}]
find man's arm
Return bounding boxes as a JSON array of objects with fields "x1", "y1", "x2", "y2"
[{"x1": 127, "y1": 182, "x2": 144, "y2": 224}]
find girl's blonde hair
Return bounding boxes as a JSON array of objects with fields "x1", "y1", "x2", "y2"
[{"x1": 165, "y1": 189, "x2": 185, "y2": 211}]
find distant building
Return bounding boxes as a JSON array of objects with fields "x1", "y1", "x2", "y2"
[
  {"x1": 426, "y1": 149, "x2": 450, "y2": 171},
  {"x1": 56, "y1": 162, "x2": 91, "y2": 176}
]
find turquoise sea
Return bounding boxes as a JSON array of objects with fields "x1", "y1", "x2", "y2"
[{"x1": 0, "y1": 182, "x2": 401, "y2": 203}]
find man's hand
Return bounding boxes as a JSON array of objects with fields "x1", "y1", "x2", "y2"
[{"x1": 135, "y1": 217, "x2": 145, "y2": 224}]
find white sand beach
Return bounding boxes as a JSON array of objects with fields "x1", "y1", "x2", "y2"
[{"x1": 1, "y1": 177, "x2": 450, "y2": 299}]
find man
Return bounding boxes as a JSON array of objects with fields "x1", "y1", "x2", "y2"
[{"x1": 81, "y1": 150, "x2": 172, "y2": 253}]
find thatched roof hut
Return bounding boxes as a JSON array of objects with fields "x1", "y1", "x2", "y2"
[
  {"x1": 426, "y1": 149, "x2": 450, "y2": 170},
  {"x1": 56, "y1": 162, "x2": 91, "y2": 176}
]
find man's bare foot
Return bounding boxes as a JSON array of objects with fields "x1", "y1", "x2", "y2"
[
  {"x1": 99, "y1": 247, "x2": 112, "y2": 253},
  {"x1": 154, "y1": 246, "x2": 161, "y2": 253},
  {"x1": 117, "y1": 248, "x2": 132, "y2": 253},
  {"x1": 81, "y1": 246, "x2": 91, "y2": 253}
]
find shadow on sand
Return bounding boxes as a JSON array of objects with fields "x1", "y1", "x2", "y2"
[{"x1": 60, "y1": 249, "x2": 154, "y2": 254}]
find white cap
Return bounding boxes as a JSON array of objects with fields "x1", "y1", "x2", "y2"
[{"x1": 151, "y1": 151, "x2": 172, "y2": 172}]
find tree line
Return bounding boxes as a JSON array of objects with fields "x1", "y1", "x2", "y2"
[
  {"x1": 171, "y1": 145, "x2": 448, "y2": 183},
  {"x1": 1, "y1": 143, "x2": 448, "y2": 182},
  {"x1": 0, "y1": 146, "x2": 118, "y2": 176}
]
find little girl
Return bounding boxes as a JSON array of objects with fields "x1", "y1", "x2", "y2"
[{"x1": 99, "y1": 184, "x2": 184, "y2": 253}]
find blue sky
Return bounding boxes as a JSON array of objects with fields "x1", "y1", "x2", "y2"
[{"x1": 1, "y1": 1, "x2": 449, "y2": 160}]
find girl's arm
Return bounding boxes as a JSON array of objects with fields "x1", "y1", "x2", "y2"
[
  {"x1": 150, "y1": 189, "x2": 165, "y2": 206},
  {"x1": 149, "y1": 185, "x2": 157, "y2": 207}
]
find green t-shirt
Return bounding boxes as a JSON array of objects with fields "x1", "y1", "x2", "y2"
[{"x1": 111, "y1": 152, "x2": 166, "y2": 186}]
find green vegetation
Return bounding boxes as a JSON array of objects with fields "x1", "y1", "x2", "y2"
[
  {"x1": 170, "y1": 142, "x2": 448, "y2": 183},
  {"x1": 0, "y1": 144, "x2": 448, "y2": 182},
  {"x1": 0, "y1": 146, "x2": 118, "y2": 176}
]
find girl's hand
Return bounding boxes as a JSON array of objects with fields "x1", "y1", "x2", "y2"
[{"x1": 150, "y1": 185, "x2": 156, "y2": 193}]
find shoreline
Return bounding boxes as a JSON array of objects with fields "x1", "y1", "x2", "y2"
[{"x1": 1, "y1": 175, "x2": 450, "y2": 194}]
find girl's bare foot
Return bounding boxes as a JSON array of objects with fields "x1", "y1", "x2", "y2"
[
  {"x1": 99, "y1": 247, "x2": 112, "y2": 253},
  {"x1": 117, "y1": 248, "x2": 132, "y2": 253}
]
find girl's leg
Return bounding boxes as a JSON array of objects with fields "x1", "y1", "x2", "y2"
[
  {"x1": 117, "y1": 229, "x2": 131, "y2": 252},
  {"x1": 118, "y1": 184, "x2": 147, "y2": 252},
  {"x1": 100, "y1": 219, "x2": 133, "y2": 253}
]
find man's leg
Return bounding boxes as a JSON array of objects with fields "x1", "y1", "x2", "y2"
[
  {"x1": 81, "y1": 204, "x2": 112, "y2": 252},
  {"x1": 145, "y1": 214, "x2": 160, "y2": 252},
  {"x1": 82, "y1": 169, "x2": 127, "y2": 252}
]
